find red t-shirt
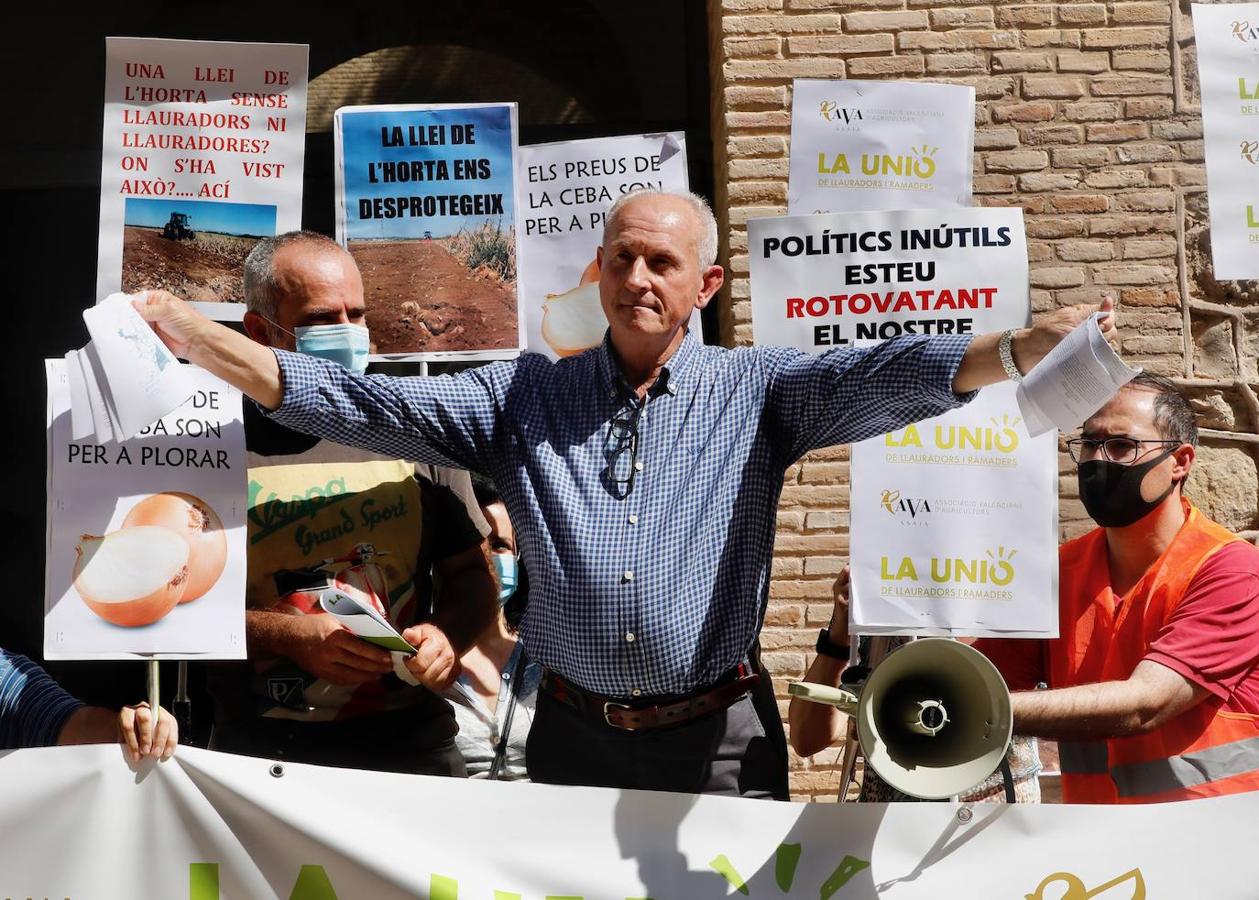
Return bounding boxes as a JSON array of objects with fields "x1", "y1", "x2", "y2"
[{"x1": 977, "y1": 542, "x2": 1259, "y2": 711}]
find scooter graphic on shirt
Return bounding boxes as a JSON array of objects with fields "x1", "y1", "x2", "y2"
[
  {"x1": 271, "y1": 542, "x2": 392, "y2": 621},
  {"x1": 261, "y1": 544, "x2": 413, "y2": 708}
]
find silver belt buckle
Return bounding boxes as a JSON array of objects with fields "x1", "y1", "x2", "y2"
[{"x1": 603, "y1": 700, "x2": 636, "y2": 730}]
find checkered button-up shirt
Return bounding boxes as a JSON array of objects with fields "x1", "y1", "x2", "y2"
[{"x1": 268, "y1": 331, "x2": 976, "y2": 696}]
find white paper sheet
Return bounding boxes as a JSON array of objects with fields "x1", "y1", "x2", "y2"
[
  {"x1": 1015, "y1": 313, "x2": 1139, "y2": 436},
  {"x1": 64, "y1": 350, "x2": 92, "y2": 441},
  {"x1": 79, "y1": 341, "x2": 118, "y2": 444},
  {"x1": 81, "y1": 293, "x2": 193, "y2": 441},
  {"x1": 319, "y1": 588, "x2": 415, "y2": 655}
]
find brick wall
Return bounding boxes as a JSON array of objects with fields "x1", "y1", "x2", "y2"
[{"x1": 707, "y1": 0, "x2": 1259, "y2": 801}]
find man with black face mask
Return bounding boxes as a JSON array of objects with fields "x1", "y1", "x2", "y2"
[{"x1": 977, "y1": 373, "x2": 1259, "y2": 804}]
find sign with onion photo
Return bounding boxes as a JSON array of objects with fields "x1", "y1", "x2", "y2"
[
  {"x1": 517, "y1": 132, "x2": 698, "y2": 359},
  {"x1": 44, "y1": 360, "x2": 246, "y2": 659}
]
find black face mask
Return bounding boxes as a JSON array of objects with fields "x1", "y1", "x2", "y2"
[{"x1": 1078, "y1": 449, "x2": 1177, "y2": 528}]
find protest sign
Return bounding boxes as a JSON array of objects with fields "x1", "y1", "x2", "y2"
[
  {"x1": 1193, "y1": 4, "x2": 1259, "y2": 279},
  {"x1": 2, "y1": 744, "x2": 1256, "y2": 898},
  {"x1": 44, "y1": 360, "x2": 246, "y2": 659},
  {"x1": 97, "y1": 37, "x2": 308, "y2": 319},
  {"x1": 517, "y1": 132, "x2": 699, "y2": 358},
  {"x1": 748, "y1": 208, "x2": 1057, "y2": 636},
  {"x1": 787, "y1": 80, "x2": 974, "y2": 215},
  {"x1": 335, "y1": 103, "x2": 522, "y2": 359}
]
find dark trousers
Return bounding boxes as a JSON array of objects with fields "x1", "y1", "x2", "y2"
[
  {"x1": 210, "y1": 708, "x2": 466, "y2": 777},
  {"x1": 526, "y1": 666, "x2": 789, "y2": 799}
]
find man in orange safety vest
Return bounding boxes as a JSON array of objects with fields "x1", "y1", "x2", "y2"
[{"x1": 979, "y1": 372, "x2": 1259, "y2": 803}]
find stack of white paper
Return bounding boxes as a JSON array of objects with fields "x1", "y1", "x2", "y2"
[
  {"x1": 66, "y1": 293, "x2": 193, "y2": 444},
  {"x1": 1016, "y1": 312, "x2": 1140, "y2": 436}
]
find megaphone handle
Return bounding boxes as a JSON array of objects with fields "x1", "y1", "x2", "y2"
[
  {"x1": 999, "y1": 755, "x2": 1016, "y2": 803},
  {"x1": 838, "y1": 715, "x2": 860, "y2": 802}
]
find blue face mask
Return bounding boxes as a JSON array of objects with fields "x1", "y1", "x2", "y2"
[
  {"x1": 492, "y1": 552, "x2": 518, "y2": 603},
  {"x1": 294, "y1": 323, "x2": 370, "y2": 375}
]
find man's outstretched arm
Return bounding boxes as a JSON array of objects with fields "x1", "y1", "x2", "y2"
[
  {"x1": 951, "y1": 296, "x2": 1116, "y2": 394},
  {"x1": 135, "y1": 291, "x2": 285, "y2": 408},
  {"x1": 1011, "y1": 659, "x2": 1207, "y2": 741}
]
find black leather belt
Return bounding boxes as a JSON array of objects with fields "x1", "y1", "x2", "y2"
[{"x1": 540, "y1": 664, "x2": 759, "y2": 732}]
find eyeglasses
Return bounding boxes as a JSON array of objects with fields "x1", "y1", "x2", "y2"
[
  {"x1": 1065, "y1": 437, "x2": 1182, "y2": 465},
  {"x1": 604, "y1": 408, "x2": 642, "y2": 499}
]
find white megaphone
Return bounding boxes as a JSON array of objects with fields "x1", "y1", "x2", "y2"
[{"x1": 789, "y1": 638, "x2": 1013, "y2": 800}]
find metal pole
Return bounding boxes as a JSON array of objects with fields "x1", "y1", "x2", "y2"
[
  {"x1": 147, "y1": 658, "x2": 160, "y2": 746},
  {"x1": 174, "y1": 660, "x2": 192, "y2": 745}
]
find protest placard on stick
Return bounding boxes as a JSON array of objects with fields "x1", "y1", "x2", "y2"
[{"x1": 45, "y1": 361, "x2": 246, "y2": 659}]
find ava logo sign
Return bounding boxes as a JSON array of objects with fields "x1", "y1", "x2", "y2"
[
  {"x1": 880, "y1": 488, "x2": 932, "y2": 521},
  {"x1": 1232, "y1": 19, "x2": 1259, "y2": 42},
  {"x1": 818, "y1": 100, "x2": 862, "y2": 125},
  {"x1": 1242, "y1": 139, "x2": 1259, "y2": 165}
]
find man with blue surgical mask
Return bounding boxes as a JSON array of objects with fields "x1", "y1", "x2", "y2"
[{"x1": 205, "y1": 231, "x2": 499, "y2": 776}]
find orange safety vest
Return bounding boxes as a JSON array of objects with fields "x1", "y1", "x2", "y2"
[{"x1": 1053, "y1": 500, "x2": 1259, "y2": 803}]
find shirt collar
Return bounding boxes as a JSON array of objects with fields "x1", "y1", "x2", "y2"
[{"x1": 597, "y1": 329, "x2": 698, "y2": 402}]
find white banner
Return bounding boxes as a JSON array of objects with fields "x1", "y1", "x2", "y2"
[
  {"x1": 748, "y1": 209, "x2": 1057, "y2": 636},
  {"x1": 97, "y1": 37, "x2": 309, "y2": 320},
  {"x1": 334, "y1": 103, "x2": 523, "y2": 360},
  {"x1": 2, "y1": 745, "x2": 1257, "y2": 898},
  {"x1": 45, "y1": 360, "x2": 246, "y2": 659},
  {"x1": 518, "y1": 132, "x2": 694, "y2": 359},
  {"x1": 787, "y1": 80, "x2": 974, "y2": 215},
  {"x1": 1194, "y1": 4, "x2": 1259, "y2": 279}
]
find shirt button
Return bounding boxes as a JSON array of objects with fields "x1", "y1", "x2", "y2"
[
  {"x1": 631, "y1": 688, "x2": 642, "y2": 697},
  {"x1": 625, "y1": 632, "x2": 636, "y2": 643},
  {"x1": 634, "y1": 460, "x2": 644, "y2": 472},
  {"x1": 623, "y1": 569, "x2": 634, "y2": 581},
  {"x1": 628, "y1": 514, "x2": 639, "y2": 524}
]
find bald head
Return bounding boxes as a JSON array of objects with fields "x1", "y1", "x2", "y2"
[{"x1": 604, "y1": 189, "x2": 719, "y2": 270}]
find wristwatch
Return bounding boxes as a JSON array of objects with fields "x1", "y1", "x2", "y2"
[
  {"x1": 998, "y1": 329, "x2": 1023, "y2": 383},
  {"x1": 816, "y1": 628, "x2": 850, "y2": 660}
]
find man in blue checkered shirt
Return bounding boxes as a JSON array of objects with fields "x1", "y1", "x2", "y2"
[{"x1": 139, "y1": 189, "x2": 1113, "y2": 799}]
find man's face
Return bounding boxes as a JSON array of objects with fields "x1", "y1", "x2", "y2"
[
  {"x1": 1077, "y1": 387, "x2": 1191, "y2": 503},
  {"x1": 247, "y1": 244, "x2": 366, "y2": 351},
  {"x1": 595, "y1": 194, "x2": 720, "y2": 347}
]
